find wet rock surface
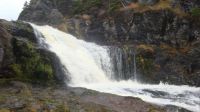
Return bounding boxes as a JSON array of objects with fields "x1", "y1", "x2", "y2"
[{"x1": 0, "y1": 81, "x2": 166, "y2": 112}]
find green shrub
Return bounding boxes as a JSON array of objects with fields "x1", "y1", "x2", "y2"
[
  {"x1": 11, "y1": 38, "x2": 54, "y2": 84},
  {"x1": 34, "y1": 63, "x2": 53, "y2": 81},
  {"x1": 136, "y1": 55, "x2": 154, "y2": 74},
  {"x1": 73, "y1": 0, "x2": 102, "y2": 14},
  {"x1": 108, "y1": 0, "x2": 121, "y2": 12},
  {"x1": 10, "y1": 64, "x2": 23, "y2": 78},
  {"x1": 55, "y1": 104, "x2": 70, "y2": 112},
  {"x1": 190, "y1": 7, "x2": 200, "y2": 16}
]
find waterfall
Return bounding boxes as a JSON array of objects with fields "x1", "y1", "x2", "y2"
[
  {"x1": 109, "y1": 46, "x2": 137, "y2": 80},
  {"x1": 31, "y1": 24, "x2": 200, "y2": 112},
  {"x1": 133, "y1": 53, "x2": 137, "y2": 81},
  {"x1": 31, "y1": 24, "x2": 138, "y2": 83},
  {"x1": 31, "y1": 24, "x2": 111, "y2": 85}
]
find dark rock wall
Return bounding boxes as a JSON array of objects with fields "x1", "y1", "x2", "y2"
[
  {"x1": 18, "y1": 0, "x2": 200, "y2": 45},
  {"x1": 0, "y1": 20, "x2": 14, "y2": 78}
]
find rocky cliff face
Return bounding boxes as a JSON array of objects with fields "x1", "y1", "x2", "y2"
[{"x1": 18, "y1": 0, "x2": 200, "y2": 86}]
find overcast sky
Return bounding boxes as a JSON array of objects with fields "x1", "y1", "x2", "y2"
[{"x1": 0, "y1": 0, "x2": 30, "y2": 21}]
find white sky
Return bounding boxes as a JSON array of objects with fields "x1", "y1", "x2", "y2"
[{"x1": 0, "y1": 0, "x2": 30, "y2": 21}]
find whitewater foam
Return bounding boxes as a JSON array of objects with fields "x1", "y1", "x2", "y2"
[{"x1": 73, "y1": 81, "x2": 200, "y2": 112}]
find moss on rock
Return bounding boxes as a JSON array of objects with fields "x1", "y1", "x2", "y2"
[
  {"x1": 190, "y1": 7, "x2": 200, "y2": 17},
  {"x1": 0, "y1": 20, "x2": 58, "y2": 85},
  {"x1": 137, "y1": 55, "x2": 155, "y2": 75},
  {"x1": 10, "y1": 38, "x2": 54, "y2": 84}
]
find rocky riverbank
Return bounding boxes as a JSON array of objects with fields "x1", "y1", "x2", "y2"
[
  {"x1": 1, "y1": 81, "x2": 192, "y2": 112},
  {"x1": 0, "y1": 81, "x2": 165, "y2": 112}
]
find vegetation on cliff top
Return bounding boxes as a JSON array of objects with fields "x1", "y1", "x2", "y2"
[
  {"x1": 73, "y1": 0, "x2": 102, "y2": 14},
  {"x1": 72, "y1": 0, "x2": 200, "y2": 17}
]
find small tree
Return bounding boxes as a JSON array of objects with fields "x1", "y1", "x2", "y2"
[
  {"x1": 190, "y1": 7, "x2": 200, "y2": 17},
  {"x1": 23, "y1": 1, "x2": 29, "y2": 9}
]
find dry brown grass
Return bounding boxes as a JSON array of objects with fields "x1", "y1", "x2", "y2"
[
  {"x1": 179, "y1": 47, "x2": 191, "y2": 54},
  {"x1": 160, "y1": 43, "x2": 177, "y2": 56},
  {"x1": 119, "y1": 0, "x2": 187, "y2": 17},
  {"x1": 137, "y1": 44, "x2": 155, "y2": 53},
  {"x1": 160, "y1": 42, "x2": 191, "y2": 55}
]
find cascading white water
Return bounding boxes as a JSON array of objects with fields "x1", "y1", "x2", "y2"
[
  {"x1": 109, "y1": 47, "x2": 136, "y2": 80},
  {"x1": 31, "y1": 24, "x2": 200, "y2": 112},
  {"x1": 31, "y1": 24, "x2": 111, "y2": 85},
  {"x1": 133, "y1": 53, "x2": 137, "y2": 81}
]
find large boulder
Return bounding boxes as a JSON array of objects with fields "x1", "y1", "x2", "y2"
[{"x1": 0, "y1": 20, "x2": 67, "y2": 85}]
